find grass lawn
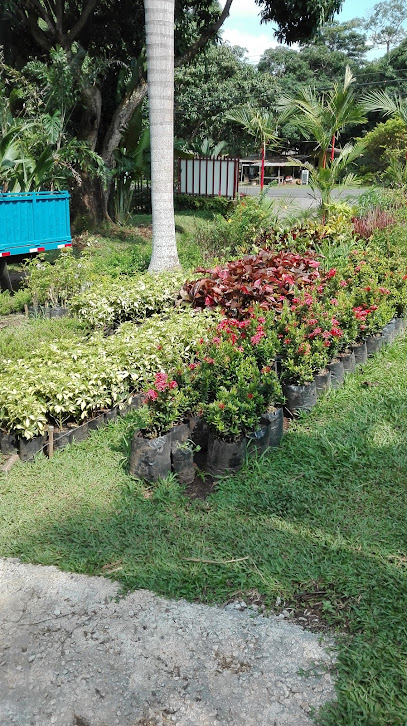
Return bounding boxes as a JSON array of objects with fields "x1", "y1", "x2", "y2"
[
  {"x1": 72, "y1": 210, "x2": 216, "y2": 275},
  {"x1": 0, "y1": 334, "x2": 406, "y2": 725}
]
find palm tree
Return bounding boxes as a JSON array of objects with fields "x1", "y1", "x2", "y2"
[
  {"x1": 279, "y1": 66, "x2": 366, "y2": 168},
  {"x1": 226, "y1": 105, "x2": 281, "y2": 191},
  {"x1": 362, "y1": 89, "x2": 407, "y2": 126},
  {"x1": 144, "y1": 0, "x2": 180, "y2": 272},
  {"x1": 304, "y1": 140, "x2": 366, "y2": 213}
]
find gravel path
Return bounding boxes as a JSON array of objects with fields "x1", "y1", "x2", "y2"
[{"x1": 0, "y1": 559, "x2": 336, "y2": 726}]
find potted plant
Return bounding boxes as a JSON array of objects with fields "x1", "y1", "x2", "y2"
[
  {"x1": 129, "y1": 372, "x2": 194, "y2": 484},
  {"x1": 203, "y1": 355, "x2": 282, "y2": 475}
]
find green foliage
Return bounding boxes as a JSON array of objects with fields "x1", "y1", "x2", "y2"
[
  {"x1": 355, "y1": 118, "x2": 407, "y2": 178},
  {"x1": 23, "y1": 249, "x2": 93, "y2": 307},
  {"x1": 279, "y1": 66, "x2": 366, "y2": 167},
  {"x1": 203, "y1": 358, "x2": 279, "y2": 438},
  {"x1": 70, "y1": 270, "x2": 186, "y2": 330},
  {"x1": 174, "y1": 194, "x2": 232, "y2": 216},
  {"x1": 142, "y1": 373, "x2": 189, "y2": 437},
  {"x1": 304, "y1": 141, "x2": 366, "y2": 212},
  {"x1": 0, "y1": 288, "x2": 31, "y2": 315},
  {"x1": 0, "y1": 47, "x2": 105, "y2": 192},
  {"x1": 0, "y1": 308, "x2": 216, "y2": 438},
  {"x1": 0, "y1": 317, "x2": 84, "y2": 362}
]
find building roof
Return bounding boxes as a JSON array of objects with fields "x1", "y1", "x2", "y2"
[{"x1": 240, "y1": 155, "x2": 302, "y2": 167}]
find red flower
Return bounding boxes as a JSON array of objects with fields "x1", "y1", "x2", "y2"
[
  {"x1": 247, "y1": 393, "x2": 254, "y2": 399},
  {"x1": 189, "y1": 363, "x2": 197, "y2": 370},
  {"x1": 169, "y1": 381, "x2": 178, "y2": 390},
  {"x1": 327, "y1": 268, "x2": 337, "y2": 278},
  {"x1": 330, "y1": 298, "x2": 338, "y2": 306},
  {"x1": 145, "y1": 389, "x2": 158, "y2": 401},
  {"x1": 218, "y1": 402, "x2": 225, "y2": 410},
  {"x1": 340, "y1": 280, "x2": 347, "y2": 287},
  {"x1": 204, "y1": 356, "x2": 215, "y2": 364},
  {"x1": 155, "y1": 372, "x2": 169, "y2": 391}
]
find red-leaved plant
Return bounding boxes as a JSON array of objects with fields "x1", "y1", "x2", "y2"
[
  {"x1": 352, "y1": 208, "x2": 395, "y2": 240},
  {"x1": 180, "y1": 249, "x2": 326, "y2": 318}
]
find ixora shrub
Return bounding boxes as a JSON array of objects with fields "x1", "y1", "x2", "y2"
[
  {"x1": 70, "y1": 270, "x2": 186, "y2": 329},
  {"x1": 202, "y1": 358, "x2": 281, "y2": 439},
  {"x1": 141, "y1": 373, "x2": 189, "y2": 437},
  {"x1": 0, "y1": 309, "x2": 216, "y2": 439}
]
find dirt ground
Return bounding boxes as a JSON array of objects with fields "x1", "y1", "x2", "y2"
[{"x1": 0, "y1": 558, "x2": 336, "y2": 726}]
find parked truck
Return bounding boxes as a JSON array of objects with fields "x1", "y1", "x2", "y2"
[{"x1": 0, "y1": 190, "x2": 72, "y2": 290}]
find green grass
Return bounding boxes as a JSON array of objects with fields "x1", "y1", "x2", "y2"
[
  {"x1": 73, "y1": 211, "x2": 217, "y2": 275},
  {"x1": 1, "y1": 339, "x2": 407, "y2": 724}
]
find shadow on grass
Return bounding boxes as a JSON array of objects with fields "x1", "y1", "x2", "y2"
[{"x1": 1, "y1": 343, "x2": 407, "y2": 724}]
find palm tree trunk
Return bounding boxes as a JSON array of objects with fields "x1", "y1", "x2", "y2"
[{"x1": 144, "y1": 0, "x2": 180, "y2": 272}]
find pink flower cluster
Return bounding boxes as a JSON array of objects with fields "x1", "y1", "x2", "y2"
[{"x1": 144, "y1": 372, "x2": 178, "y2": 403}]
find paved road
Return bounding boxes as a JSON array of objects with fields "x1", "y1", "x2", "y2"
[{"x1": 239, "y1": 184, "x2": 368, "y2": 217}]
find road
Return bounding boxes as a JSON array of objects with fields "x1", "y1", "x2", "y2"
[{"x1": 238, "y1": 184, "x2": 368, "y2": 217}]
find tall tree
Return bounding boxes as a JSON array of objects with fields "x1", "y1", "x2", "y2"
[
  {"x1": 144, "y1": 0, "x2": 179, "y2": 271},
  {"x1": 175, "y1": 44, "x2": 279, "y2": 154},
  {"x1": 1, "y1": 0, "x2": 234, "y2": 221},
  {"x1": 365, "y1": 0, "x2": 407, "y2": 55}
]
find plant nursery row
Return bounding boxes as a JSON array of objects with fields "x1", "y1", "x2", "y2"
[{"x1": 1, "y1": 208, "x2": 406, "y2": 477}]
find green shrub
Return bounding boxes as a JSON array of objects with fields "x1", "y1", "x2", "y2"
[
  {"x1": 70, "y1": 270, "x2": 186, "y2": 329},
  {"x1": 0, "y1": 309, "x2": 217, "y2": 438},
  {"x1": 0, "y1": 289, "x2": 31, "y2": 315},
  {"x1": 174, "y1": 194, "x2": 233, "y2": 216},
  {"x1": 0, "y1": 317, "x2": 84, "y2": 361},
  {"x1": 24, "y1": 249, "x2": 94, "y2": 307}
]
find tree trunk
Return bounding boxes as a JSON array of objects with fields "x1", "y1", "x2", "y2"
[
  {"x1": 144, "y1": 0, "x2": 180, "y2": 272},
  {"x1": 77, "y1": 85, "x2": 102, "y2": 151},
  {"x1": 70, "y1": 173, "x2": 106, "y2": 230}
]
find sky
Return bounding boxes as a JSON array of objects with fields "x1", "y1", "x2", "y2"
[{"x1": 220, "y1": 0, "x2": 384, "y2": 63}]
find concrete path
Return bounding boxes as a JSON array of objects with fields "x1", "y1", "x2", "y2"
[{"x1": 0, "y1": 559, "x2": 336, "y2": 726}]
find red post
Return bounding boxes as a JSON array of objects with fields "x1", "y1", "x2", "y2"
[{"x1": 260, "y1": 142, "x2": 265, "y2": 191}]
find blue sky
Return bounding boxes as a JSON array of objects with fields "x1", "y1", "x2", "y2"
[{"x1": 220, "y1": 0, "x2": 384, "y2": 63}]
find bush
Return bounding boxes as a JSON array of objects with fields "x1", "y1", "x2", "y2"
[
  {"x1": 0, "y1": 308, "x2": 217, "y2": 438},
  {"x1": 352, "y1": 208, "x2": 396, "y2": 240},
  {"x1": 24, "y1": 249, "x2": 94, "y2": 307},
  {"x1": 70, "y1": 270, "x2": 186, "y2": 330},
  {"x1": 174, "y1": 194, "x2": 233, "y2": 216},
  {"x1": 0, "y1": 289, "x2": 31, "y2": 315}
]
